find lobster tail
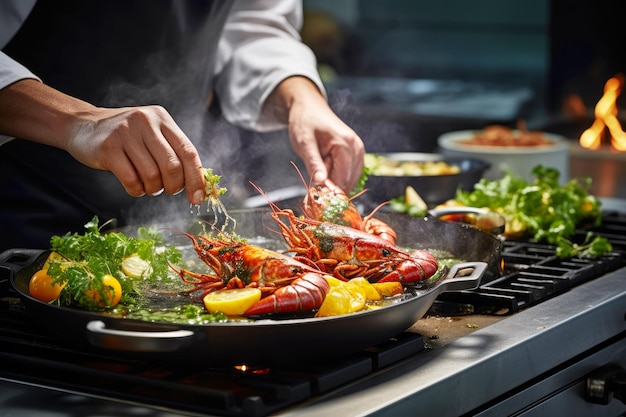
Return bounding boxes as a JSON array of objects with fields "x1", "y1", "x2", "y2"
[{"x1": 244, "y1": 273, "x2": 330, "y2": 315}]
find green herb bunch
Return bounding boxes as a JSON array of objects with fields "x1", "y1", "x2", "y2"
[
  {"x1": 455, "y1": 165, "x2": 612, "y2": 258},
  {"x1": 47, "y1": 216, "x2": 182, "y2": 309}
]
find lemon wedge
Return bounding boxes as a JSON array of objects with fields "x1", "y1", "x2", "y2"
[
  {"x1": 348, "y1": 277, "x2": 382, "y2": 301},
  {"x1": 371, "y1": 282, "x2": 403, "y2": 297},
  {"x1": 316, "y1": 277, "x2": 367, "y2": 317},
  {"x1": 405, "y1": 186, "x2": 427, "y2": 211},
  {"x1": 121, "y1": 255, "x2": 152, "y2": 279},
  {"x1": 203, "y1": 288, "x2": 262, "y2": 315}
]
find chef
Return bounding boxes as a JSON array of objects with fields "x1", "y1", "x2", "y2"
[{"x1": 0, "y1": 0, "x2": 364, "y2": 251}]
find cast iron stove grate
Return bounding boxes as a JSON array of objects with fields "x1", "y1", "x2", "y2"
[
  {"x1": 435, "y1": 210, "x2": 626, "y2": 315},
  {"x1": 0, "y1": 274, "x2": 424, "y2": 417}
]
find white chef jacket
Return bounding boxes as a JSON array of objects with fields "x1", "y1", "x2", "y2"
[{"x1": 0, "y1": 0, "x2": 324, "y2": 135}]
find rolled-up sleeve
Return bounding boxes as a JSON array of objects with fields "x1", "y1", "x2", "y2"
[
  {"x1": 0, "y1": 52, "x2": 41, "y2": 145},
  {"x1": 214, "y1": 0, "x2": 325, "y2": 132},
  {"x1": 0, "y1": 51, "x2": 40, "y2": 90}
]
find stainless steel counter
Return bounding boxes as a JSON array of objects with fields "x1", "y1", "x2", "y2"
[{"x1": 279, "y1": 265, "x2": 626, "y2": 416}]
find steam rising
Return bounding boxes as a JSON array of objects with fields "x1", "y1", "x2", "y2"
[{"x1": 96, "y1": 20, "x2": 408, "y2": 229}]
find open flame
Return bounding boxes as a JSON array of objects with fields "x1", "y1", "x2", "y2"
[
  {"x1": 580, "y1": 74, "x2": 626, "y2": 151},
  {"x1": 234, "y1": 364, "x2": 271, "y2": 374}
]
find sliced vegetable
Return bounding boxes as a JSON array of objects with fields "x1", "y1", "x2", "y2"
[
  {"x1": 348, "y1": 277, "x2": 382, "y2": 301},
  {"x1": 203, "y1": 288, "x2": 262, "y2": 316},
  {"x1": 122, "y1": 254, "x2": 152, "y2": 279},
  {"x1": 371, "y1": 282, "x2": 403, "y2": 297},
  {"x1": 316, "y1": 277, "x2": 367, "y2": 317},
  {"x1": 388, "y1": 186, "x2": 429, "y2": 218}
]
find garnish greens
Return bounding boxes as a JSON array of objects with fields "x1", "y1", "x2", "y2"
[
  {"x1": 388, "y1": 196, "x2": 428, "y2": 218},
  {"x1": 47, "y1": 216, "x2": 182, "y2": 309},
  {"x1": 454, "y1": 165, "x2": 612, "y2": 259},
  {"x1": 320, "y1": 195, "x2": 351, "y2": 225},
  {"x1": 350, "y1": 165, "x2": 371, "y2": 196},
  {"x1": 202, "y1": 167, "x2": 227, "y2": 201},
  {"x1": 125, "y1": 304, "x2": 229, "y2": 325},
  {"x1": 201, "y1": 167, "x2": 237, "y2": 232}
]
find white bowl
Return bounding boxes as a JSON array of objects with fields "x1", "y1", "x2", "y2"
[{"x1": 437, "y1": 130, "x2": 570, "y2": 183}]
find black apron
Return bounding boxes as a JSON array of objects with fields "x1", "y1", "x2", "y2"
[{"x1": 0, "y1": 0, "x2": 233, "y2": 251}]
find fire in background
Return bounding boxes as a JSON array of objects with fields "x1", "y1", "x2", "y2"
[{"x1": 580, "y1": 74, "x2": 626, "y2": 151}]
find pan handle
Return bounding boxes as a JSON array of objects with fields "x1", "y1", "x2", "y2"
[
  {"x1": 0, "y1": 249, "x2": 47, "y2": 279},
  {"x1": 86, "y1": 320, "x2": 195, "y2": 352},
  {"x1": 439, "y1": 261, "x2": 487, "y2": 292}
]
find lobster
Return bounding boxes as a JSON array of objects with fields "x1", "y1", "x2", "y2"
[
  {"x1": 291, "y1": 161, "x2": 397, "y2": 245},
  {"x1": 269, "y1": 208, "x2": 439, "y2": 285},
  {"x1": 171, "y1": 231, "x2": 330, "y2": 316},
  {"x1": 302, "y1": 179, "x2": 398, "y2": 245}
]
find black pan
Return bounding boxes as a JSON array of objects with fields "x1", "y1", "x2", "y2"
[
  {"x1": 363, "y1": 152, "x2": 490, "y2": 207},
  {"x1": 4, "y1": 209, "x2": 500, "y2": 365}
]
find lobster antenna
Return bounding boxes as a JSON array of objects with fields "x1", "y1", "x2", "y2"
[
  {"x1": 290, "y1": 160, "x2": 310, "y2": 188},
  {"x1": 247, "y1": 181, "x2": 289, "y2": 239}
]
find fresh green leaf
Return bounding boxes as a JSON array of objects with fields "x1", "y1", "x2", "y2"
[
  {"x1": 350, "y1": 166, "x2": 371, "y2": 196},
  {"x1": 455, "y1": 165, "x2": 610, "y2": 259},
  {"x1": 47, "y1": 216, "x2": 183, "y2": 310}
]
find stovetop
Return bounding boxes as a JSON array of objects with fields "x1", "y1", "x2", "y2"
[{"x1": 0, "y1": 199, "x2": 625, "y2": 417}]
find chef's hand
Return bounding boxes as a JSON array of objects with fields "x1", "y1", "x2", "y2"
[
  {"x1": 68, "y1": 105, "x2": 206, "y2": 204},
  {"x1": 270, "y1": 76, "x2": 365, "y2": 192},
  {"x1": 0, "y1": 79, "x2": 207, "y2": 204}
]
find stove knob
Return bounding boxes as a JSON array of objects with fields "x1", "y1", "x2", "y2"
[{"x1": 585, "y1": 364, "x2": 626, "y2": 405}]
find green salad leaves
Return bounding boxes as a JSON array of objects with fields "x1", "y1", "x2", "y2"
[
  {"x1": 455, "y1": 165, "x2": 612, "y2": 259},
  {"x1": 47, "y1": 216, "x2": 183, "y2": 309}
]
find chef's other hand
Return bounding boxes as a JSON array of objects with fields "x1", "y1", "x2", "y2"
[
  {"x1": 271, "y1": 77, "x2": 365, "y2": 192},
  {"x1": 0, "y1": 79, "x2": 206, "y2": 205}
]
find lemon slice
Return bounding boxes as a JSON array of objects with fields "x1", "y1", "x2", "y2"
[
  {"x1": 203, "y1": 288, "x2": 262, "y2": 315},
  {"x1": 121, "y1": 255, "x2": 152, "y2": 279},
  {"x1": 405, "y1": 186, "x2": 427, "y2": 211}
]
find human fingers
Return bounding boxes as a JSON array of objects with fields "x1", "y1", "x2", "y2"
[
  {"x1": 114, "y1": 106, "x2": 204, "y2": 203},
  {"x1": 310, "y1": 124, "x2": 365, "y2": 192},
  {"x1": 326, "y1": 132, "x2": 365, "y2": 192},
  {"x1": 104, "y1": 150, "x2": 148, "y2": 197},
  {"x1": 157, "y1": 119, "x2": 205, "y2": 204},
  {"x1": 81, "y1": 106, "x2": 204, "y2": 203}
]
